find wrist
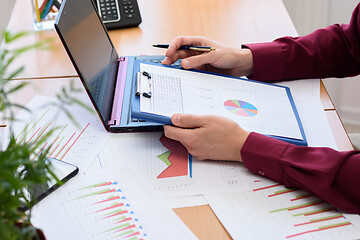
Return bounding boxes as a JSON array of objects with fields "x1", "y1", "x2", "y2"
[
  {"x1": 233, "y1": 126, "x2": 250, "y2": 162},
  {"x1": 237, "y1": 48, "x2": 253, "y2": 76}
]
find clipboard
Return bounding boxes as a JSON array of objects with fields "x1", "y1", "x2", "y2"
[{"x1": 131, "y1": 60, "x2": 307, "y2": 146}]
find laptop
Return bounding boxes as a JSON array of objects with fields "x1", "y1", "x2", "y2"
[{"x1": 55, "y1": 0, "x2": 178, "y2": 132}]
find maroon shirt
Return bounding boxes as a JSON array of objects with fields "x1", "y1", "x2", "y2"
[{"x1": 241, "y1": 4, "x2": 360, "y2": 213}]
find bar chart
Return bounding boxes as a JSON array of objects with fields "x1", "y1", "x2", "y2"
[
  {"x1": 67, "y1": 180, "x2": 146, "y2": 239},
  {"x1": 9, "y1": 95, "x2": 109, "y2": 171},
  {"x1": 207, "y1": 178, "x2": 360, "y2": 240},
  {"x1": 30, "y1": 169, "x2": 196, "y2": 240},
  {"x1": 251, "y1": 180, "x2": 356, "y2": 239}
]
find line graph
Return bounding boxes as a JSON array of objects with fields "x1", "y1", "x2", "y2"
[
  {"x1": 252, "y1": 179, "x2": 360, "y2": 239},
  {"x1": 10, "y1": 95, "x2": 109, "y2": 171},
  {"x1": 207, "y1": 178, "x2": 360, "y2": 240},
  {"x1": 62, "y1": 175, "x2": 149, "y2": 239}
]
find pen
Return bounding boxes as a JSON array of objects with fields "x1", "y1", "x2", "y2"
[
  {"x1": 34, "y1": 0, "x2": 41, "y2": 22},
  {"x1": 153, "y1": 44, "x2": 216, "y2": 52}
]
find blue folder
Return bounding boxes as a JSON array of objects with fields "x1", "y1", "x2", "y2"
[{"x1": 131, "y1": 60, "x2": 307, "y2": 146}]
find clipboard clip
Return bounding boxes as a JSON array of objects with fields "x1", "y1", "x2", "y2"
[{"x1": 136, "y1": 71, "x2": 152, "y2": 98}]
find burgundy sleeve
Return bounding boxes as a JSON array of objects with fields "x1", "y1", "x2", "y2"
[
  {"x1": 243, "y1": 3, "x2": 360, "y2": 81},
  {"x1": 241, "y1": 132, "x2": 360, "y2": 214}
]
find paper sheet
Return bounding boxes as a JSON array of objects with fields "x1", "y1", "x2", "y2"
[
  {"x1": 294, "y1": 97, "x2": 337, "y2": 149},
  {"x1": 84, "y1": 77, "x2": 337, "y2": 208},
  {"x1": 205, "y1": 177, "x2": 360, "y2": 240},
  {"x1": 3, "y1": 95, "x2": 109, "y2": 172},
  {"x1": 278, "y1": 79, "x2": 320, "y2": 98},
  {"x1": 278, "y1": 79, "x2": 337, "y2": 149},
  {"x1": 166, "y1": 195, "x2": 208, "y2": 209},
  {"x1": 139, "y1": 63, "x2": 303, "y2": 140},
  {"x1": 86, "y1": 132, "x2": 252, "y2": 198},
  {"x1": 31, "y1": 169, "x2": 197, "y2": 240},
  {"x1": 85, "y1": 94, "x2": 337, "y2": 202}
]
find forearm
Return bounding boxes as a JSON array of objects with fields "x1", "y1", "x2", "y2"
[
  {"x1": 241, "y1": 132, "x2": 360, "y2": 214},
  {"x1": 243, "y1": 3, "x2": 360, "y2": 81}
]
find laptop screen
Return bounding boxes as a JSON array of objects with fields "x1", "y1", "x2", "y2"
[{"x1": 55, "y1": 0, "x2": 118, "y2": 127}]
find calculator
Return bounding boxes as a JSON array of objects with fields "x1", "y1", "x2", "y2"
[{"x1": 93, "y1": 0, "x2": 142, "y2": 29}]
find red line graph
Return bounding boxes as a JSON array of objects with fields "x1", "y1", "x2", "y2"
[
  {"x1": 26, "y1": 127, "x2": 41, "y2": 144},
  {"x1": 96, "y1": 182, "x2": 115, "y2": 187},
  {"x1": 268, "y1": 189, "x2": 298, "y2": 197},
  {"x1": 17, "y1": 109, "x2": 50, "y2": 143},
  {"x1": 290, "y1": 194, "x2": 312, "y2": 201},
  {"x1": 124, "y1": 231, "x2": 140, "y2": 238},
  {"x1": 98, "y1": 189, "x2": 117, "y2": 195},
  {"x1": 30, "y1": 123, "x2": 52, "y2": 147},
  {"x1": 104, "y1": 210, "x2": 128, "y2": 219},
  {"x1": 115, "y1": 217, "x2": 133, "y2": 224},
  {"x1": 294, "y1": 215, "x2": 344, "y2": 227},
  {"x1": 32, "y1": 143, "x2": 48, "y2": 161},
  {"x1": 60, "y1": 123, "x2": 90, "y2": 160},
  {"x1": 49, "y1": 144, "x2": 60, "y2": 157},
  {"x1": 114, "y1": 224, "x2": 136, "y2": 233},
  {"x1": 48, "y1": 136, "x2": 59, "y2": 153},
  {"x1": 253, "y1": 183, "x2": 282, "y2": 192},
  {"x1": 288, "y1": 201, "x2": 324, "y2": 211},
  {"x1": 94, "y1": 196, "x2": 121, "y2": 205},
  {"x1": 304, "y1": 207, "x2": 336, "y2": 216},
  {"x1": 55, "y1": 132, "x2": 75, "y2": 158},
  {"x1": 286, "y1": 222, "x2": 352, "y2": 238},
  {"x1": 94, "y1": 203, "x2": 124, "y2": 213}
]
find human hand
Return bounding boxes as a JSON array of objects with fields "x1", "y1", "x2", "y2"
[
  {"x1": 163, "y1": 114, "x2": 250, "y2": 162},
  {"x1": 161, "y1": 36, "x2": 254, "y2": 77}
]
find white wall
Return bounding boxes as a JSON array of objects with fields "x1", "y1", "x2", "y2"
[
  {"x1": 0, "y1": 0, "x2": 16, "y2": 37},
  {"x1": 282, "y1": 0, "x2": 360, "y2": 132}
]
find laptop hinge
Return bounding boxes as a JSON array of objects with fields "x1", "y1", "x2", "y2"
[
  {"x1": 108, "y1": 57, "x2": 129, "y2": 127},
  {"x1": 108, "y1": 120, "x2": 116, "y2": 126}
]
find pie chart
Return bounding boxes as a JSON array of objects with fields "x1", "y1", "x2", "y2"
[{"x1": 224, "y1": 99, "x2": 258, "y2": 117}]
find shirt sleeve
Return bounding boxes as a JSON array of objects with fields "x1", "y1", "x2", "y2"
[
  {"x1": 241, "y1": 132, "x2": 360, "y2": 214},
  {"x1": 243, "y1": 3, "x2": 360, "y2": 82}
]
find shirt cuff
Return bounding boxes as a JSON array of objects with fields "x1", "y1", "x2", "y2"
[
  {"x1": 242, "y1": 42, "x2": 286, "y2": 81},
  {"x1": 241, "y1": 132, "x2": 290, "y2": 183}
]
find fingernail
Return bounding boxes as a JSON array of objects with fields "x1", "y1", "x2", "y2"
[
  {"x1": 173, "y1": 114, "x2": 181, "y2": 125},
  {"x1": 182, "y1": 59, "x2": 190, "y2": 68}
]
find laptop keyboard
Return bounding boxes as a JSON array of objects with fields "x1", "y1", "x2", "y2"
[{"x1": 142, "y1": 58, "x2": 182, "y2": 67}]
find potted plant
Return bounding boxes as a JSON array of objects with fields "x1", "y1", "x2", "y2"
[{"x1": 0, "y1": 30, "x2": 85, "y2": 240}]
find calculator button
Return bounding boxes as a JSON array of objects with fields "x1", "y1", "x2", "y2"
[{"x1": 99, "y1": 0, "x2": 120, "y2": 22}]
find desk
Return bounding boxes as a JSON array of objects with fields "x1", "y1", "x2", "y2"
[
  {"x1": 4, "y1": 0, "x2": 354, "y2": 239},
  {"x1": 2, "y1": 77, "x2": 354, "y2": 239},
  {"x1": 7, "y1": 0, "x2": 297, "y2": 80}
]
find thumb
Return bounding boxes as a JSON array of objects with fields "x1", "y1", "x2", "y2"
[
  {"x1": 181, "y1": 52, "x2": 216, "y2": 69},
  {"x1": 171, "y1": 114, "x2": 206, "y2": 128}
]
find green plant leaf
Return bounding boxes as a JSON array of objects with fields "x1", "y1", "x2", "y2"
[
  {"x1": 3, "y1": 31, "x2": 29, "y2": 44},
  {"x1": 7, "y1": 82, "x2": 29, "y2": 94},
  {"x1": 6, "y1": 66, "x2": 24, "y2": 80}
]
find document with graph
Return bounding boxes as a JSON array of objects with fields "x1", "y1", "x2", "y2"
[
  {"x1": 4, "y1": 95, "x2": 109, "y2": 172},
  {"x1": 87, "y1": 132, "x2": 253, "y2": 198},
  {"x1": 131, "y1": 62, "x2": 307, "y2": 146},
  {"x1": 31, "y1": 168, "x2": 197, "y2": 240},
  {"x1": 205, "y1": 177, "x2": 360, "y2": 240}
]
